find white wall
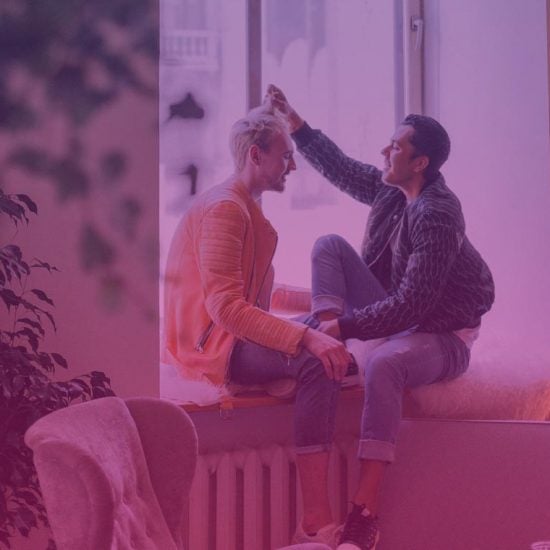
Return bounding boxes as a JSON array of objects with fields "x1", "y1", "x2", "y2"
[{"x1": 425, "y1": 0, "x2": 550, "y2": 381}]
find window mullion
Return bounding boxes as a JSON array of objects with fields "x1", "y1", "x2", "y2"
[
  {"x1": 247, "y1": 0, "x2": 262, "y2": 110},
  {"x1": 403, "y1": 0, "x2": 425, "y2": 115}
]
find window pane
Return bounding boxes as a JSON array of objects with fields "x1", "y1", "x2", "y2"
[
  {"x1": 159, "y1": 0, "x2": 247, "y2": 316},
  {"x1": 261, "y1": 0, "x2": 396, "y2": 286}
]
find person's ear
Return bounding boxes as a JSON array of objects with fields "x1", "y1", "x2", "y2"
[
  {"x1": 413, "y1": 155, "x2": 429, "y2": 173},
  {"x1": 249, "y1": 144, "x2": 261, "y2": 166}
]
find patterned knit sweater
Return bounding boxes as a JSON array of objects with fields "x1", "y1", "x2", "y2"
[{"x1": 293, "y1": 122, "x2": 495, "y2": 340}]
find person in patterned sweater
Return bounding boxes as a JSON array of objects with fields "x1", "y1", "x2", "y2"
[{"x1": 268, "y1": 85, "x2": 495, "y2": 550}]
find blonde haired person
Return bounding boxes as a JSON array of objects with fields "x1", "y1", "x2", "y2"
[{"x1": 164, "y1": 104, "x2": 352, "y2": 547}]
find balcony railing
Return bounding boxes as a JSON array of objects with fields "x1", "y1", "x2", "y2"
[{"x1": 161, "y1": 30, "x2": 219, "y2": 71}]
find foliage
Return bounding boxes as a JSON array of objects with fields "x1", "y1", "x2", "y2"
[
  {"x1": 0, "y1": 189, "x2": 114, "y2": 549},
  {"x1": 0, "y1": 2, "x2": 156, "y2": 543},
  {"x1": 0, "y1": 0, "x2": 157, "y2": 314}
]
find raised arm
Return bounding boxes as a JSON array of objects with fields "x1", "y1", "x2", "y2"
[{"x1": 267, "y1": 84, "x2": 384, "y2": 205}]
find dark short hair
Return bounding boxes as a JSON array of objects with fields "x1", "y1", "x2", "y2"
[{"x1": 402, "y1": 114, "x2": 451, "y2": 181}]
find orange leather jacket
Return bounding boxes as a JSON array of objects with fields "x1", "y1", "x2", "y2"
[{"x1": 163, "y1": 180, "x2": 307, "y2": 386}]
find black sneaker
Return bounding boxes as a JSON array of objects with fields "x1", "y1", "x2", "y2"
[
  {"x1": 337, "y1": 504, "x2": 380, "y2": 550},
  {"x1": 345, "y1": 354, "x2": 359, "y2": 376},
  {"x1": 340, "y1": 354, "x2": 361, "y2": 388}
]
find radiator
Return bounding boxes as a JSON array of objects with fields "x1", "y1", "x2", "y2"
[{"x1": 186, "y1": 438, "x2": 359, "y2": 550}]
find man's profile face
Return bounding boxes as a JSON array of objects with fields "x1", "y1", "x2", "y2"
[
  {"x1": 257, "y1": 131, "x2": 297, "y2": 193},
  {"x1": 380, "y1": 125, "x2": 422, "y2": 187}
]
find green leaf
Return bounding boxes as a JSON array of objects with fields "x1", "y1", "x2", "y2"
[
  {"x1": 3, "y1": 246, "x2": 23, "y2": 262},
  {"x1": 0, "y1": 95, "x2": 38, "y2": 132},
  {"x1": 39, "y1": 309, "x2": 57, "y2": 332},
  {"x1": 30, "y1": 289, "x2": 54, "y2": 307},
  {"x1": 133, "y1": 28, "x2": 158, "y2": 60},
  {"x1": 80, "y1": 225, "x2": 115, "y2": 271},
  {"x1": 47, "y1": 64, "x2": 116, "y2": 126},
  {"x1": 0, "y1": 258, "x2": 13, "y2": 283},
  {"x1": 16, "y1": 318, "x2": 45, "y2": 337},
  {"x1": 15, "y1": 328, "x2": 40, "y2": 352},
  {"x1": 16, "y1": 296, "x2": 39, "y2": 314},
  {"x1": 1, "y1": 289, "x2": 21, "y2": 309},
  {"x1": 0, "y1": 196, "x2": 27, "y2": 225},
  {"x1": 8, "y1": 147, "x2": 50, "y2": 176},
  {"x1": 0, "y1": 245, "x2": 28, "y2": 281},
  {"x1": 51, "y1": 353, "x2": 68, "y2": 369},
  {"x1": 31, "y1": 259, "x2": 59, "y2": 272},
  {"x1": 15, "y1": 195, "x2": 38, "y2": 215},
  {"x1": 112, "y1": 197, "x2": 141, "y2": 241},
  {"x1": 16, "y1": 505, "x2": 37, "y2": 528},
  {"x1": 99, "y1": 52, "x2": 139, "y2": 86},
  {"x1": 101, "y1": 151, "x2": 127, "y2": 184},
  {"x1": 48, "y1": 159, "x2": 90, "y2": 201},
  {"x1": 37, "y1": 353, "x2": 54, "y2": 373},
  {"x1": 13, "y1": 490, "x2": 39, "y2": 507},
  {"x1": 12, "y1": 375, "x2": 26, "y2": 393}
]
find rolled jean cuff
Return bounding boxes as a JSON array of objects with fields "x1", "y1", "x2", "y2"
[
  {"x1": 311, "y1": 294, "x2": 345, "y2": 316},
  {"x1": 295, "y1": 443, "x2": 332, "y2": 455},
  {"x1": 357, "y1": 438, "x2": 395, "y2": 463}
]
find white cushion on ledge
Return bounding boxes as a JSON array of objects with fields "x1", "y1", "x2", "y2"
[
  {"x1": 160, "y1": 363, "x2": 230, "y2": 406},
  {"x1": 160, "y1": 350, "x2": 550, "y2": 420},
  {"x1": 347, "y1": 337, "x2": 550, "y2": 421},
  {"x1": 405, "y1": 371, "x2": 550, "y2": 421}
]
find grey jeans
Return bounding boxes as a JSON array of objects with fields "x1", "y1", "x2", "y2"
[
  {"x1": 311, "y1": 234, "x2": 470, "y2": 463},
  {"x1": 229, "y1": 335, "x2": 340, "y2": 455}
]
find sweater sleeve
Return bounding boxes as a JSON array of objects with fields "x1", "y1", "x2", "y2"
[
  {"x1": 197, "y1": 200, "x2": 307, "y2": 354},
  {"x1": 292, "y1": 122, "x2": 385, "y2": 206},
  {"x1": 339, "y1": 211, "x2": 463, "y2": 340}
]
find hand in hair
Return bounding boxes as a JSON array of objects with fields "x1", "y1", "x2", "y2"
[{"x1": 265, "y1": 84, "x2": 304, "y2": 133}]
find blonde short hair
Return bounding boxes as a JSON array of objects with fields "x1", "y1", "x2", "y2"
[{"x1": 229, "y1": 105, "x2": 289, "y2": 172}]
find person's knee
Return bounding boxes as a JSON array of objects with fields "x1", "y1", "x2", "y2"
[
  {"x1": 363, "y1": 352, "x2": 404, "y2": 392},
  {"x1": 298, "y1": 355, "x2": 340, "y2": 389},
  {"x1": 298, "y1": 355, "x2": 325, "y2": 382},
  {"x1": 311, "y1": 233, "x2": 348, "y2": 260}
]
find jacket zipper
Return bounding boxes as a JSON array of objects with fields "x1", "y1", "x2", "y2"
[
  {"x1": 255, "y1": 233, "x2": 278, "y2": 308},
  {"x1": 195, "y1": 321, "x2": 214, "y2": 353},
  {"x1": 367, "y1": 212, "x2": 403, "y2": 269}
]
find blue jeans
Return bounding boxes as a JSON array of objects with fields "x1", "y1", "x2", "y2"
[
  {"x1": 311, "y1": 234, "x2": 470, "y2": 463},
  {"x1": 229, "y1": 335, "x2": 340, "y2": 454}
]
